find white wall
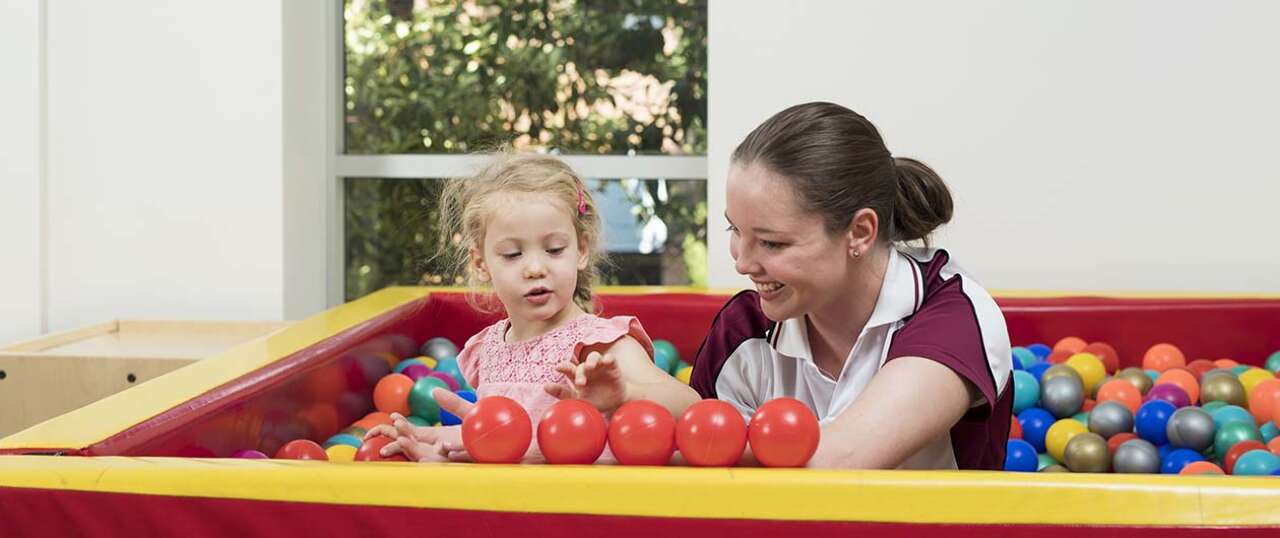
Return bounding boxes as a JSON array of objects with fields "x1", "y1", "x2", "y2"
[
  {"x1": 708, "y1": 0, "x2": 1280, "y2": 293},
  {"x1": 0, "y1": 0, "x2": 44, "y2": 343},
  {"x1": 44, "y1": 1, "x2": 289, "y2": 331}
]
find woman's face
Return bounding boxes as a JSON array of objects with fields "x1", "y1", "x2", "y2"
[{"x1": 726, "y1": 162, "x2": 854, "y2": 322}]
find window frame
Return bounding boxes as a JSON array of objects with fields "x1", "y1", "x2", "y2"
[{"x1": 324, "y1": 1, "x2": 709, "y2": 306}]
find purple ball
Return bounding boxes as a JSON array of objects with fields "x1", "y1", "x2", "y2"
[
  {"x1": 232, "y1": 449, "x2": 269, "y2": 459},
  {"x1": 427, "y1": 371, "x2": 461, "y2": 391},
  {"x1": 401, "y1": 363, "x2": 433, "y2": 382},
  {"x1": 1145, "y1": 383, "x2": 1191, "y2": 408}
]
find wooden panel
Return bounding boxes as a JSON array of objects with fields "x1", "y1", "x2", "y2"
[{"x1": 0, "y1": 320, "x2": 291, "y2": 437}]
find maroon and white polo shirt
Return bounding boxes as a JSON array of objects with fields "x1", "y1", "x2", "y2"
[{"x1": 690, "y1": 247, "x2": 1012, "y2": 470}]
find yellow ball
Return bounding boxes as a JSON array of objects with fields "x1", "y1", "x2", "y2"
[
  {"x1": 419, "y1": 356, "x2": 439, "y2": 369},
  {"x1": 325, "y1": 444, "x2": 357, "y2": 462},
  {"x1": 676, "y1": 366, "x2": 693, "y2": 385},
  {"x1": 1045, "y1": 418, "x2": 1088, "y2": 463},
  {"x1": 1065, "y1": 353, "x2": 1106, "y2": 394},
  {"x1": 1239, "y1": 368, "x2": 1274, "y2": 397}
]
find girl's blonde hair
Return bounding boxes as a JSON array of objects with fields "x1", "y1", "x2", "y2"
[{"x1": 438, "y1": 152, "x2": 604, "y2": 314}]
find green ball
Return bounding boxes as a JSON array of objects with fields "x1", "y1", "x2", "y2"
[
  {"x1": 653, "y1": 340, "x2": 679, "y2": 374},
  {"x1": 1231, "y1": 365, "x2": 1251, "y2": 376},
  {"x1": 408, "y1": 376, "x2": 451, "y2": 424},
  {"x1": 1036, "y1": 452, "x2": 1057, "y2": 471},
  {"x1": 1072, "y1": 412, "x2": 1090, "y2": 427},
  {"x1": 1266, "y1": 351, "x2": 1280, "y2": 374},
  {"x1": 1214, "y1": 420, "x2": 1265, "y2": 461}
]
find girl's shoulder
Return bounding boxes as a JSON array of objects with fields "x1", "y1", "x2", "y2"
[{"x1": 571, "y1": 314, "x2": 654, "y2": 358}]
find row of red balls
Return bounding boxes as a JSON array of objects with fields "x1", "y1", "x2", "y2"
[{"x1": 435, "y1": 396, "x2": 820, "y2": 467}]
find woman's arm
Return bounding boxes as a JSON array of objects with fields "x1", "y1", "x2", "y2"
[{"x1": 807, "y1": 356, "x2": 977, "y2": 469}]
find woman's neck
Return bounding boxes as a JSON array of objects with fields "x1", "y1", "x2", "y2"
[
  {"x1": 505, "y1": 302, "x2": 588, "y2": 343},
  {"x1": 806, "y1": 247, "x2": 891, "y2": 378}
]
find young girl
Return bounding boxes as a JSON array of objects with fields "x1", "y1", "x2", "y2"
[{"x1": 367, "y1": 152, "x2": 699, "y2": 462}]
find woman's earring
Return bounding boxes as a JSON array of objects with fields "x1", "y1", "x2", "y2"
[{"x1": 852, "y1": 249, "x2": 861, "y2": 258}]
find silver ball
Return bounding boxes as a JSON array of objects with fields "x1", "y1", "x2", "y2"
[
  {"x1": 1112, "y1": 438, "x2": 1160, "y2": 474},
  {"x1": 1166, "y1": 406, "x2": 1217, "y2": 452},
  {"x1": 421, "y1": 337, "x2": 459, "y2": 360},
  {"x1": 1088, "y1": 401, "x2": 1134, "y2": 439},
  {"x1": 1041, "y1": 375, "x2": 1085, "y2": 418}
]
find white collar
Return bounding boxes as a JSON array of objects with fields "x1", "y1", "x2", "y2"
[{"x1": 772, "y1": 248, "x2": 923, "y2": 359}]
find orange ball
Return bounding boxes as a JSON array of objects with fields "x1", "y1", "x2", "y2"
[
  {"x1": 1096, "y1": 379, "x2": 1143, "y2": 414},
  {"x1": 1054, "y1": 336, "x2": 1088, "y2": 355},
  {"x1": 1187, "y1": 359, "x2": 1215, "y2": 379},
  {"x1": 1082, "y1": 398, "x2": 1096, "y2": 413},
  {"x1": 1082, "y1": 342, "x2": 1120, "y2": 374},
  {"x1": 373, "y1": 373, "x2": 415, "y2": 416},
  {"x1": 1107, "y1": 432, "x2": 1138, "y2": 454},
  {"x1": 1214, "y1": 358, "x2": 1239, "y2": 369},
  {"x1": 1155, "y1": 369, "x2": 1200, "y2": 404},
  {"x1": 1248, "y1": 378, "x2": 1280, "y2": 425},
  {"x1": 1046, "y1": 349, "x2": 1074, "y2": 365},
  {"x1": 353, "y1": 411, "x2": 394, "y2": 431},
  {"x1": 1179, "y1": 461, "x2": 1224, "y2": 475},
  {"x1": 1268, "y1": 436, "x2": 1280, "y2": 456},
  {"x1": 1142, "y1": 343, "x2": 1186, "y2": 372},
  {"x1": 1010, "y1": 417, "x2": 1023, "y2": 440}
]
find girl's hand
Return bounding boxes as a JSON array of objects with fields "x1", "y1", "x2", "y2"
[
  {"x1": 362, "y1": 413, "x2": 433, "y2": 443},
  {"x1": 545, "y1": 351, "x2": 629, "y2": 411},
  {"x1": 378, "y1": 429, "x2": 464, "y2": 463}
]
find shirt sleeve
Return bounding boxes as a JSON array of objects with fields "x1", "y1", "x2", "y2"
[
  {"x1": 690, "y1": 291, "x2": 774, "y2": 419},
  {"x1": 885, "y1": 275, "x2": 1010, "y2": 420}
]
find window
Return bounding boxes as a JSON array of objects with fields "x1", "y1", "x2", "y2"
[{"x1": 339, "y1": 0, "x2": 708, "y2": 301}]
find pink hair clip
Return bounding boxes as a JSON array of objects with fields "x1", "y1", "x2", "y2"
[{"x1": 576, "y1": 181, "x2": 587, "y2": 216}]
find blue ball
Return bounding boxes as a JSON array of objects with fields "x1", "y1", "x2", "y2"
[
  {"x1": 1027, "y1": 363, "x2": 1052, "y2": 383},
  {"x1": 1004, "y1": 439, "x2": 1038, "y2": 472},
  {"x1": 1261, "y1": 422, "x2": 1279, "y2": 443},
  {"x1": 1161, "y1": 448, "x2": 1205, "y2": 474},
  {"x1": 1136, "y1": 400, "x2": 1177, "y2": 445},
  {"x1": 1013, "y1": 359, "x2": 1024, "y2": 371},
  {"x1": 323, "y1": 433, "x2": 363, "y2": 449},
  {"x1": 1018, "y1": 407, "x2": 1056, "y2": 453},
  {"x1": 1028, "y1": 343, "x2": 1052, "y2": 360},
  {"x1": 1145, "y1": 369, "x2": 1160, "y2": 381},
  {"x1": 1228, "y1": 450, "x2": 1280, "y2": 473},
  {"x1": 1012, "y1": 347, "x2": 1039, "y2": 370},
  {"x1": 1157, "y1": 443, "x2": 1174, "y2": 461},
  {"x1": 1234, "y1": 450, "x2": 1280, "y2": 476},
  {"x1": 439, "y1": 389, "x2": 478, "y2": 426},
  {"x1": 393, "y1": 358, "x2": 426, "y2": 374},
  {"x1": 1012, "y1": 370, "x2": 1041, "y2": 414},
  {"x1": 1211, "y1": 405, "x2": 1255, "y2": 431},
  {"x1": 433, "y1": 357, "x2": 470, "y2": 391}
]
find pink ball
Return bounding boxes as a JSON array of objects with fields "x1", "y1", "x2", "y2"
[
  {"x1": 402, "y1": 363, "x2": 432, "y2": 382},
  {"x1": 427, "y1": 371, "x2": 461, "y2": 391},
  {"x1": 1145, "y1": 383, "x2": 1191, "y2": 408},
  {"x1": 232, "y1": 449, "x2": 269, "y2": 459}
]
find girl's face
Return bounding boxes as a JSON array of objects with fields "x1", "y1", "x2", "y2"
[
  {"x1": 726, "y1": 163, "x2": 855, "y2": 322},
  {"x1": 472, "y1": 192, "x2": 588, "y2": 324}
]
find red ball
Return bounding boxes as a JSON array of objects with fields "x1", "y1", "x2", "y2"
[
  {"x1": 462, "y1": 396, "x2": 532, "y2": 464},
  {"x1": 676, "y1": 399, "x2": 748, "y2": 467},
  {"x1": 1225, "y1": 440, "x2": 1268, "y2": 475},
  {"x1": 355, "y1": 435, "x2": 408, "y2": 462},
  {"x1": 275, "y1": 439, "x2": 328, "y2": 460},
  {"x1": 608, "y1": 400, "x2": 676, "y2": 465},
  {"x1": 747, "y1": 398, "x2": 820, "y2": 468},
  {"x1": 537, "y1": 399, "x2": 607, "y2": 464}
]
